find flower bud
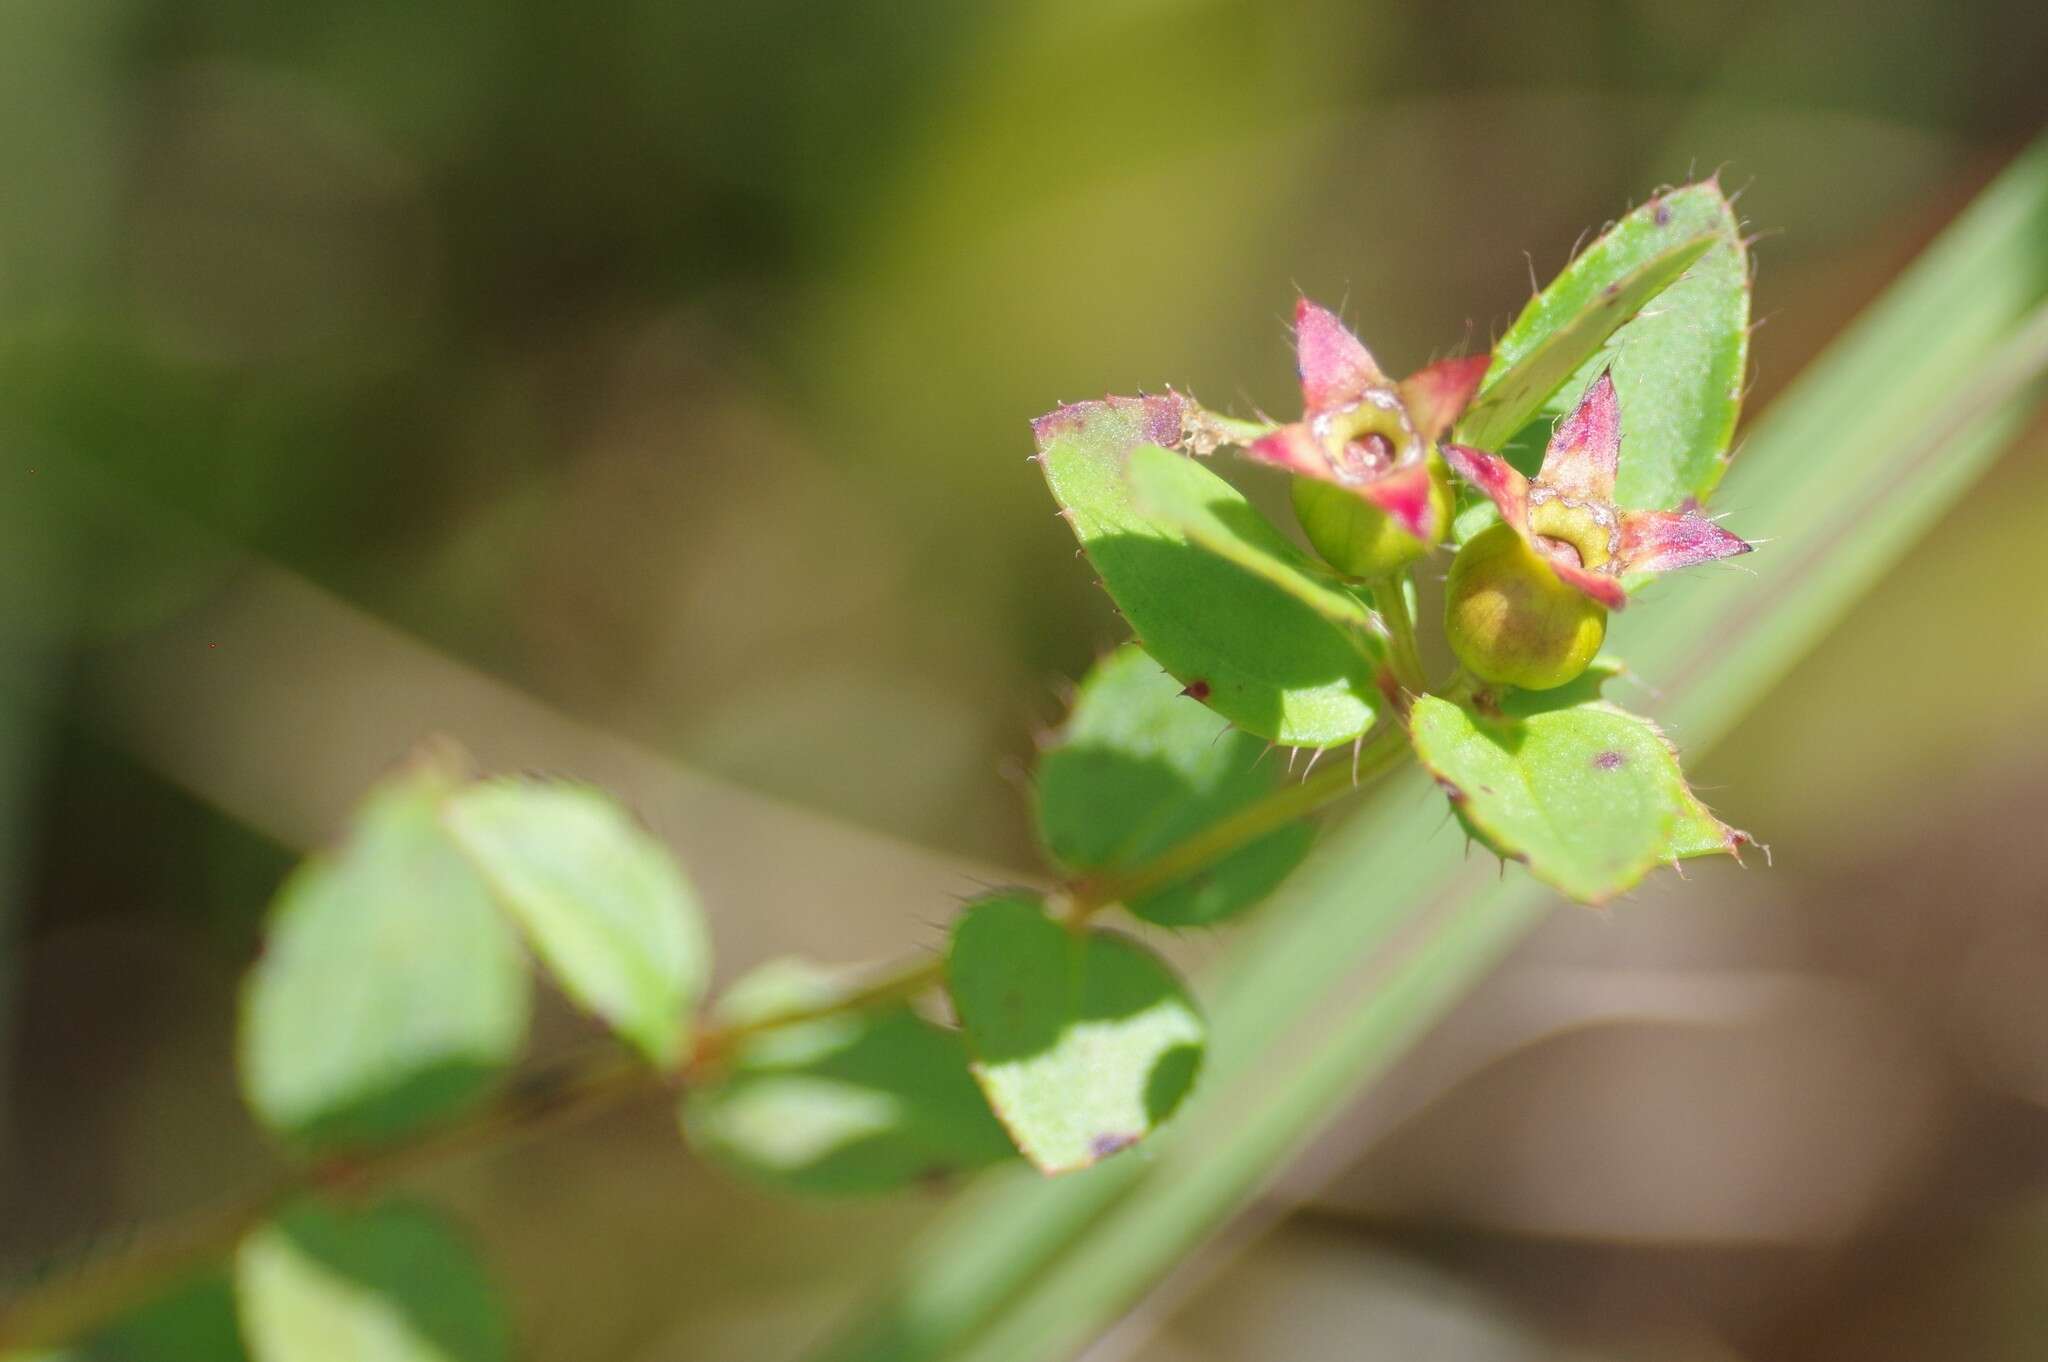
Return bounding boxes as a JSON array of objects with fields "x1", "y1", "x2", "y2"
[{"x1": 1444, "y1": 522, "x2": 1606, "y2": 690}]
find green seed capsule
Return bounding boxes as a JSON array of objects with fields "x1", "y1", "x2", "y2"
[
  {"x1": 1444, "y1": 522, "x2": 1606, "y2": 690},
  {"x1": 1290, "y1": 458, "x2": 1452, "y2": 580}
]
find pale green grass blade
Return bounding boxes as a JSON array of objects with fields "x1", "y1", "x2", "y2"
[{"x1": 816, "y1": 134, "x2": 2048, "y2": 1362}]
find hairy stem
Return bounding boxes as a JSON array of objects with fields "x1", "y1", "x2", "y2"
[
  {"x1": 1183, "y1": 405, "x2": 1276, "y2": 453},
  {"x1": 1073, "y1": 721, "x2": 1411, "y2": 913},
  {"x1": 1373, "y1": 574, "x2": 1428, "y2": 696},
  {"x1": 690, "y1": 955, "x2": 948, "y2": 1064},
  {"x1": 0, "y1": 1045, "x2": 653, "y2": 1352}
]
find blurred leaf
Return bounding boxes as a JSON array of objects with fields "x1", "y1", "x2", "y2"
[
  {"x1": 236, "y1": 1202, "x2": 508, "y2": 1362},
  {"x1": 1409, "y1": 696, "x2": 1741, "y2": 903},
  {"x1": 1036, "y1": 644, "x2": 1312, "y2": 928},
  {"x1": 239, "y1": 746, "x2": 530, "y2": 1149},
  {"x1": 683, "y1": 959, "x2": 1018, "y2": 1194},
  {"x1": 1037, "y1": 395, "x2": 1383, "y2": 747},
  {"x1": 23, "y1": 1270, "x2": 247, "y2": 1362},
  {"x1": 948, "y1": 895, "x2": 1203, "y2": 1174},
  {"x1": 443, "y1": 780, "x2": 710, "y2": 1070},
  {"x1": 1465, "y1": 184, "x2": 1749, "y2": 513},
  {"x1": 0, "y1": 0, "x2": 124, "y2": 307},
  {"x1": 816, "y1": 138, "x2": 2048, "y2": 1362},
  {"x1": 0, "y1": 334, "x2": 403, "y2": 576},
  {"x1": 0, "y1": 342, "x2": 243, "y2": 643}
]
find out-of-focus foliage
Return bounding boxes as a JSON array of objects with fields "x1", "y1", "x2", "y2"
[
  {"x1": 683, "y1": 959, "x2": 1018, "y2": 1194},
  {"x1": 443, "y1": 779, "x2": 710, "y2": 1069},
  {"x1": 239, "y1": 749, "x2": 530, "y2": 1150},
  {"x1": 31, "y1": 1271, "x2": 248, "y2": 1362},
  {"x1": 235, "y1": 1203, "x2": 507, "y2": 1362}
]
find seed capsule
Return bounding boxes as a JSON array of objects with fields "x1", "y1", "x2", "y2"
[
  {"x1": 1290, "y1": 456, "x2": 1453, "y2": 579},
  {"x1": 1444, "y1": 522, "x2": 1606, "y2": 690}
]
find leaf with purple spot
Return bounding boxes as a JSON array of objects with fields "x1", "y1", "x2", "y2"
[
  {"x1": 947, "y1": 895, "x2": 1204, "y2": 1174},
  {"x1": 1410, "y1": 695, "x2": 1748, "y2": 904}
]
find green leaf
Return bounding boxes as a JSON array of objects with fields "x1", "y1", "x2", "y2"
[
  {"x1": 1450, "y1": 492, "x2": 1503, "y2": 545},
  {"x1": 1036, "y1": 644, "x2": 1313, "y2": 927},
  {"x1": 32, "y1": 1271, "x2": 248, "y2": 1361},
  {"x1": 1121, "y1": 445, "x2": 1382, "y2": 642},
  {"x1": 683, "y1": 959, "x2": 1018, "y2": 1194},
  {"x1": 239, "y1": 746, "x2": 531, "y2": 1149},
  {"x1": 1409, "y1": 695, "x2": 1740, "y2": 903},
  {"x1": 1036, "y1": 395, "x2": 1383, "y2": 747},
  {"x1": 236, "y1": 1202, "x2": 509, "y2": 1362},
  {"x1": 947, "y1": 895, "x2": 1204, "y2": 1173},
  {"x1": 442, "y1": 780, "x2": 710, "y2": 1069},
  {"x1": 1457, "y1": 227, "x2": 1717, "y2": 455},
  {"x1": 1668, "y1": 783, "x2": 1753, "y2": 861},
  {"x1": 1465, "y1": 183, "x2": 1750, "y2": 512}
]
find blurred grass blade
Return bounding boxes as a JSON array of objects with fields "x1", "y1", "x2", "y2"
[{"x1": 815, "y1": 133, "x2": 2048, "y2": 1362}]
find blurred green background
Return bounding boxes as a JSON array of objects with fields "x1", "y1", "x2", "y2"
[{"x1": 3, "y1": 0, "x2": 2047, "y2": 1358}]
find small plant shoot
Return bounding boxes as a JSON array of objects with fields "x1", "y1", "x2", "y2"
[{"x1": 2, "y1": 178, "x2": 1787, "y2": 1356}]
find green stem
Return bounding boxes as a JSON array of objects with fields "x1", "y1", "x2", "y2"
[
  {"x1": 1183, "y1": 405, "x2": 1276, "y2": 452},
  {"x1": 0, "y1": 723, "x2": 1414, "y2": 1351},
  {"x1": 1074, "y1": 722, "x2": 1411, "y2": 913},
  {"x1": 0, "y1": 956, "x2": 946, "y2": 1353},
  {"x1": 1372, "y1": 574, "x2": 1427, "y2": 696},
  {"x1": 0, "y1": 1180, "x2": 291, "y2": 1353},
  {"x1": 692, "y1": 955, "x2": 947, "y2": 1062},
  {"x1": 0, "y1": 1045, "x2": 653, "y2": 1352}
]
